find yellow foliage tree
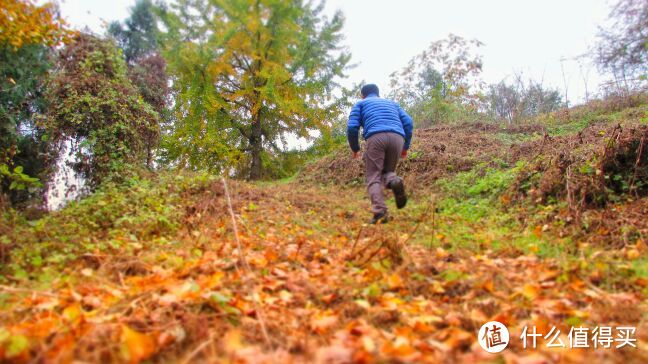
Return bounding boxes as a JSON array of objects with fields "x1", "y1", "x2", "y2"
[
  {"x1": 160, "y1": 0, "x2": 350, "y2": 179},
  {"x1": 0, "y1": 0, "x2": 72, "y2": 49}
]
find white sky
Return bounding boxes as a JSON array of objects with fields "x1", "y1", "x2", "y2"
[{"x1": 55, "y1": 0, "x2": 613, "y2": 105}]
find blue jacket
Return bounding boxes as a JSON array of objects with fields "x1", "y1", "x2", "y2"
[{"x1": 347, "y1": 93, "x2": 414, "y2": 152}]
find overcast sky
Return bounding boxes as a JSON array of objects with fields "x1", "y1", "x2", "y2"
[{"x1": 56, "y1": 0, "x2": 613, "y2": 105}]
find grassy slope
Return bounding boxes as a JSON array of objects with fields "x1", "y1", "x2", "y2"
[{"x1": 0, "y1": 99, "x2": 647, "y2": 363}]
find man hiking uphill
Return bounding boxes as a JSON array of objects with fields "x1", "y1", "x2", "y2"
[{"x1": 347, "y1": 84, "x2": 414, "y2": 224}]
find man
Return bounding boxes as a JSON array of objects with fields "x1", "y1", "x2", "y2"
[{"x1": 347, "y1": 84, "x2": 414, "y2": 224}]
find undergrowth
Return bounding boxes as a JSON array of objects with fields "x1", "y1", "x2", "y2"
[
  {"x1": 417, "y1": 160, "x2": 647, "y2": 291},
  {"x1": 0, "y1": 172, "x2": 218, "y2": 283}
]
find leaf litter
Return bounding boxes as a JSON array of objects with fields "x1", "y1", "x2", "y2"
[
  {"x1": 0, "y1": 178, "x2": 646, "y2": 363},
  {"x1": 1, "y1": 100, "x2": 647, "y2": 362}
]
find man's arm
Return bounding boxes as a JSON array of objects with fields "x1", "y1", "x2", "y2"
[
  {"x1": 347, "y1": 102, "x2": 362, "y2": 153},
  {"x1": 398, "y1": 105, "x2": 414, "y2": 150}
]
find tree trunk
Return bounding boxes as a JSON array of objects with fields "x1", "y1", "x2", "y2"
[{"x1": 249, "y1": 115, "x2": 263, "y2": 180}]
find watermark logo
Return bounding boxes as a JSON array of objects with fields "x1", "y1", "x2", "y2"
[
  {"x1": 478, "y1": 323, "x2": 637, "y2": 353},
  {"x1": 478, "y1": 321, "x2": 509, "y2": 353}
]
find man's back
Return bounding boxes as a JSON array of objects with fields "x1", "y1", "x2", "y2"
[
  {"x1": 352, "y1": 96, "x2": 407, "y2": 138},
  {"x1": 347, "y1": 93, "x2": 413, "y2": 152}
]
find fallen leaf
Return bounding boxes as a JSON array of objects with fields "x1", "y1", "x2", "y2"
[
  {"x1": 121, "y1": 325, "x2": 156, "y2": 364},
  {"x1": 311, "y1": 313, "x2": 338, "y2": 334},
  {"x1": 522, "y1": 284, "x2": 539, "y2": 300},
  {"x1": 387, "y1": 273, "x2": 404, "y2": 290},
  {"x1": 223, "y1": 329, "x2": 243, "y2": 355}
]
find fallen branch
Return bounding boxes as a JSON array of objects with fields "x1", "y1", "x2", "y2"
[{"x1": 0, "y1": 284, "x2": 60, "y2": 298}]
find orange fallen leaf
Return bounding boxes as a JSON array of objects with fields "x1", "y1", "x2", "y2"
[
  {"x1": 538, "y1": 269, "x2": 559, "y2": 282},
  {"x1": 121, "y1": 325, "x2": 157, "y2": 364},
  {"x1": 311, "y1": 313, "x2": 338, "y2": 334},
  {"x1": 636, "y1": 239, "x2": 647, "y2": 252},
  {"x1": 626, "y1": 248, "x2": 640, "y2": 260},
  {"x1": 522, "y1": 284, "x2": 539, "y2": 300},
  {"x1": 435, "y1": 247, "x2": 448, "y2": 258},
  {"x1": 442, "y1": 327, "x2": 473, "y2": 350},
  {"x1": 361, "y1": 336, "x2": 376, "y2": 352},
  {"x1": 62, "y1": 304, "x2": 83, "y2": 324},
  {"x1": 223, "y1": 329, "x2": 243, "y2": 355},
  {"x1": 387, "y1": 273, "x2": 404, "y2": 290}
]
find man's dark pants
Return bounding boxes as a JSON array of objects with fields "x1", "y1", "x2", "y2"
[{"x1": 363, "y1": 132, "x2": 404, "y2": 215}]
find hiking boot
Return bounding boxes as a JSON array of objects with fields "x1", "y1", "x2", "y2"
[
  {"x1": 370, "y1": 211, "x2": 390, "y2": 224},
  {"x1": 388, "y1": 177, "x2": 407, "y2": 209}
]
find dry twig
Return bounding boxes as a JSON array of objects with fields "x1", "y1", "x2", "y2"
[{"x1": 221, "y1": 178, "x2": 272, "y2": 348}]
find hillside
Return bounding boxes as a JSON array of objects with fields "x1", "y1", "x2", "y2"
[{"x1": 0, "y1": 98, "x2": 647, "y2": 363}]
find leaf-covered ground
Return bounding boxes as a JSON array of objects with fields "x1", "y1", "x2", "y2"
[
  {"x1": 1, "y1": 177, "x2": 646, "y2": 363},
  {"x1": 1, "y1": 97, "x2": 647, "y2": 363}
]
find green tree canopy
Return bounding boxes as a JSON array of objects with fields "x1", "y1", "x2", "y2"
[
  {"x1": 159, "y1": 0, "x2": 350, "y2": 179},
  {"x1": 107, "y1": 0, "x2": 160, "y2": 64},
  {"x1": 0, "y1": 0, "x2": 74, "y2": 204}
]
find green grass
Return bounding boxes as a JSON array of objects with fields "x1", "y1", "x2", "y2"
[
  {"x1": 405, "y1": 163, "x2": 573, "y2": 260},
  {"x1": 494, "y1": 131, "x2": 542, "y2": 145},
  {"x1": 545, "y1": 117, "x2": 591, "y2": 136},
  {"x1": 253, "y1": 172, "x2": 298, "y2": 187}
]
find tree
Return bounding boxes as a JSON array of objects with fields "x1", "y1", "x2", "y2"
[
  {"x1": 44, "y1": 34, "x2": 159, "y2": 187},
  {"x1": 0, "y1": 0, "x2": 73, "y2": 204},
  {"x1": 108, "y1": 0, "x2": 169, "y2": 167},
  {"x1": 486, "y1": 77, "x2": 562, "y2": 123},
  {"x1": 0, "y1": 45, "x2": 49, "y2": 201},
  {"x1": 127, "y1": 54, "x2": 169, "y2": 167},
  {"x1": 159, "y1": 0, "x2": 350, "y2": 180},
  {"x1": 594, "y1": 0, "x2": 648, "y2": 93},
  {"x1": 107, "y1": 0, "x2": 160, "y2": 64},
  {"x1": 0, "y1": 0, "x2": 71, "y2": 50},
  {"x1": 486, "y1": 81, "x2": 519, "y2": 123},
  {"x1": 389, "y1": 34, "x2": 484, "y2": 126}
]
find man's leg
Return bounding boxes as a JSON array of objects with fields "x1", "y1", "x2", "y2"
[
  {"x1": 364, "y1": 134, "x2": 388, "y2": 215},
  {"x1": 382, "y1": 133, "x2": 407, "y2": 209},
  {"x1": 381, "y1": 133, "x2": 404, "y2": 187}
]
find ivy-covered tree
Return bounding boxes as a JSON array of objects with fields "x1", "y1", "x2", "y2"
[
  {"x1": 159, "y1": 0, "x2": 350, "y2": 179},
  {"x1": 108, "y1": 0, "x2": 169, "y2": 167},
  {"x1": 0, "y1": 0, "x2": 73, "y2": 204},
  {"x1": 44, "y1": 34, "x2": 159, "y2": 187}
]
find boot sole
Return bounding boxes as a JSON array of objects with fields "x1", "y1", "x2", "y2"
[{"x1": 370, "y1": 214, "x2": 391, "y2": 224}]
